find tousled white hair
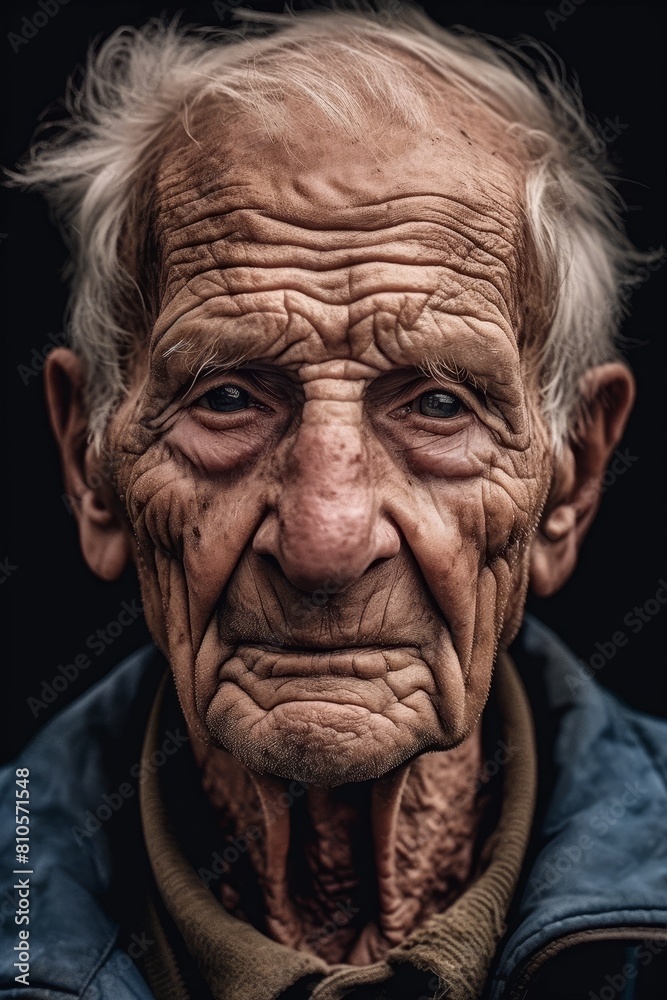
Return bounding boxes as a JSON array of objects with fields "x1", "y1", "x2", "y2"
[{"x1": 8, "y1": 2, "x2": 649, "y2": 449}]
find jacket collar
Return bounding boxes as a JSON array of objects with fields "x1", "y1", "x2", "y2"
[
  {"x1": 489, "y1": 617, "x2": 667, "y2": 996},
  {"x1": 1, "y1": 618, "x2": 665, "y2": 997},
  {"x1": 0, "y1": 645, "x2": 166, "y2": 998}
]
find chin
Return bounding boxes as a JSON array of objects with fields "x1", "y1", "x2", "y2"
[{"x1": 203, "y1": 698, "x2": 435, "y2": 787}]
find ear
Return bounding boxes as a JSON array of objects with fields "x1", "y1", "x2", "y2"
[
  {"x1": 529, "y1": 362, "x2": 635, "y2": 597},
  {"x1": 45, "y1": 348, "x2": 133, "y2": 582}
]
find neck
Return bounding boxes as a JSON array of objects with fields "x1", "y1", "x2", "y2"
[{"x1": 192, "y1": 728, "x2": 488, "y2": 964}]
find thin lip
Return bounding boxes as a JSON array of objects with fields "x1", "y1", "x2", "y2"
[{"x1": 242, "y1": 642, "x2": 419, "y2": 655}]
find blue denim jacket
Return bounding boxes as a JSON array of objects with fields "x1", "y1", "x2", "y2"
[{"x1": 1, "y1": 616, "x2": 666, "y2": 999}]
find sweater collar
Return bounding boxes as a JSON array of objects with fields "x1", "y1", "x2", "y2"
[{"x1": 139, "y1": 649, "x2": 537, "y2": 1000}]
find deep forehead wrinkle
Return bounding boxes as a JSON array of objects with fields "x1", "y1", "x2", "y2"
[
  {"x1": 152, "y1": 256, "x2": 517, "y2": 334},
  {"x1": 142, "y1": 68, "x2": 536, "y2": 425},
  {"x1": 151, "y1": 282, "x2": 522, "y2": 402},
  {"x1": 148, "y1": 71, "x2": 532, "y2": 305},
  {"x1": 155, "y1": 197, "x2": 523, "y2": 298}
]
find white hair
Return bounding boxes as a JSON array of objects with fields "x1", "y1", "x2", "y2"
[{"x1": 7, "y1": 2, "x2": 650, "y2": 449}]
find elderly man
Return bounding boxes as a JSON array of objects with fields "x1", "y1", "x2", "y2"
[{"x1": 1, "y1": 5, "x2": 666, "y2": 999}]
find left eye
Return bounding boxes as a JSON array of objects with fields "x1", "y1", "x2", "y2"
[
  {"x1": 198, "y1": 384, "x2": 251, "y2": 412},
  {"x1": 416, "y1": 391, "x2": 464, "y2": 418}
]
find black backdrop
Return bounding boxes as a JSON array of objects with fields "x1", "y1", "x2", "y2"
[{"x1": 0, "y1": 1, "x2": 665, "y2": 763}]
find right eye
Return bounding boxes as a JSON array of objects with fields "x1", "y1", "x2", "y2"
[
  {"x1": 415, "y1": 390, "x2": 465, "y2": 419},
  {"x1": 197, "y1": 384, "x2": 252, "y2": 412}
]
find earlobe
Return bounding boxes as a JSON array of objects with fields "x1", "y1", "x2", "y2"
[
  {"x1": 45, "y1": 348, "x2": 132, "y2": 582},
  {"x1": 529, "y1": 362, "x2": 635, "y2": 597},
  {"x1": 530, "y1": 507, "x2": 578, "y2": 598},
  {"x1": 79, "y1": 490, "x2": 133, "y2": 581}
]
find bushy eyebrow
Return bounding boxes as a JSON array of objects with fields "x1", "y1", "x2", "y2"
[
  {"x1": 155, "y1": 326, "x2": 491, "y2": 400},
  {"x1": 415, "y1": 355, "x2": 487, "y2": 393},
  {"x1": 152, "y1": 335, "x2": 303, "y2": 408},
  {"x1": 163, "y1": 336, "x2": 250, "y2": 375},
  {"x1": 366, "y1": 357, "x2": 487, "y2": 410},
  {"x1": 149, "y1": 333, "x2": 254, "y2": 395}
]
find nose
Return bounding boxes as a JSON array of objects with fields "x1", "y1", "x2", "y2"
[{"x1": 253, "y1": 419, "x2": 400, "y2": 593}]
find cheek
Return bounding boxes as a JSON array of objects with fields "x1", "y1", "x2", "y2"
[
  {"x1": 121, "y1": 442, "x2": 270, "y2": 650},
  {"x1": 426, "y1": 479, "x2": 526, "y2": 645},
  {"x1": 399, "y1": 435, "x2": 539, "y2": 598},
  {"x1": 391, "y1": 440, "x2": 545, "y2": 688}
]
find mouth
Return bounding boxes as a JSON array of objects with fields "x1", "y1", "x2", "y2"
[
  {"x1": 253, "y1": 642, "x2": 415, "y2": 654},
  {"x1": 232, "y1": 642, "x2": 423, "y2": 680}
]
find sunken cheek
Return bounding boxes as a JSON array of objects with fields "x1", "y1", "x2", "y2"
[
  {"x1": 392, "y1": 421, "x2": 544, "y2": 616},
  {"x1": 118, "y1": 410, "x2": 286, "y2": 616},
  {"x1": 120, "y1": 388, "x2": 537, "y2": 627},
  {"x1": 119, "y1": 398, "x2": 293, "y2": 562},
  {"x1": 125, "y1": 413, "x2": 526, "y2": 565}
]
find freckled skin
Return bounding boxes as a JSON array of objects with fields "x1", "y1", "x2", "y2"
[
  {"x1": 40, "y1": 25, "x2": 637, "y2": 953},
  {"x1": 100, "y1": 88, "x2": 558, "y2": 959},
  {"x1": 111, "y1": 98, "x2": 549, "y2": 782},
  {"x1": 41, "y1": 56, "x2": 636, "y2": 958}
]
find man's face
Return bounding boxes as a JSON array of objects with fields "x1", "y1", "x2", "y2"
[{"x1": 107, "y1": 92, "x2": 552, "y2": 785}]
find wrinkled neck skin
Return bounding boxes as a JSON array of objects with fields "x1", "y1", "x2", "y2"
[
  {"x1": 191, "y1": 725, "x2": 487, "y2": 964},
  {"x1": 104, "y1": 74, "x2": 552, "y2": 964}
]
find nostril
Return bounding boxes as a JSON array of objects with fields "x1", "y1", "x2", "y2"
[{"x1": 258, "y1": 552, "x2": 284, "y2": 576}]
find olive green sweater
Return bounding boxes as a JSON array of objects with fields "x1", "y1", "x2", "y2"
[{"x1": 139, "y1": 651, "x2": 536, "y2": 1000}]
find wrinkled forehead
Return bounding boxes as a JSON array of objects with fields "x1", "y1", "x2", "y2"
[
  {"x1": 144, "y1": 61, "x2": 534, "y2": 355},
  {"x1": 152, "y1": 59, "x2": 529, "y2": 235}
]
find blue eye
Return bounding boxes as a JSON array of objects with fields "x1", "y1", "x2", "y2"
[
  {"x1": 200, "y1": 384, "x2": 250, "y2": 412},
  {"x1": 417, "y1": 391, "x2": 464, "y2": 418}
]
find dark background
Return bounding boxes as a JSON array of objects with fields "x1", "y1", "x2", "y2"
[{"x1": 0, "y1": 2, "x2": 664, "y2": 762}]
